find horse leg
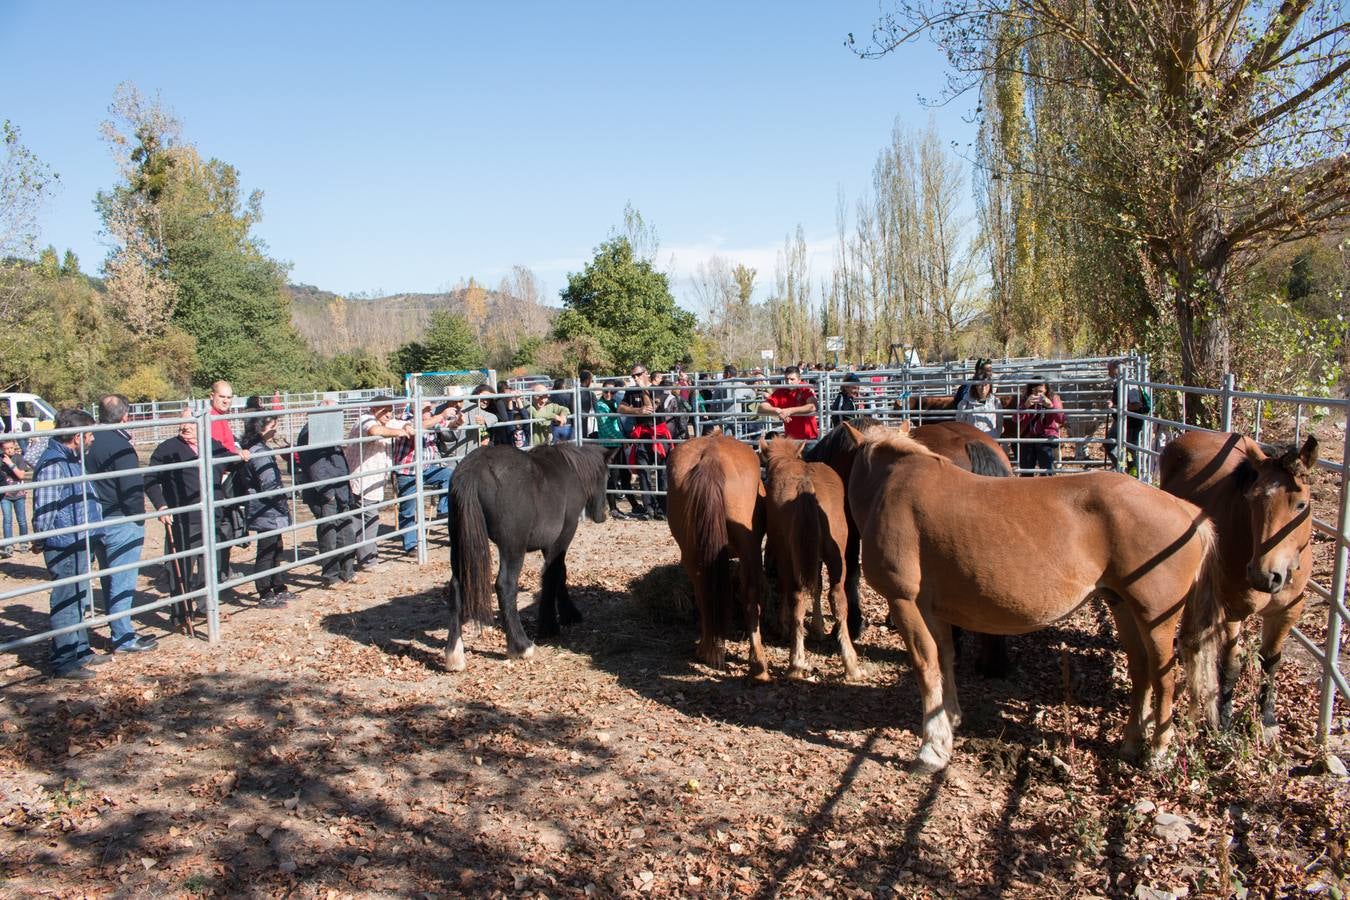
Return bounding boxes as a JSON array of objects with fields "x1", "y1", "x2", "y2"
[
  {"x1": 740, "y1": 542, "x2": 772, "y2": 684},
  {"x1": 823, "y1": 541, "x2": 861, "y2": 681},
  {"x1": 557, "y1": 559, "x2": 583, "y2": 626},
  {"x1": 787, "y1": 584, "x2": 811, "y2": 679},
  {"x1": 1258, "y1": 597, "x2": 1304, "y2": 733},
  {"x1": 1140, "y1": 611, "x2": 1183, "y2": 766},
  {"x1": 1217, "y1": 619, "x2": 1243, "y2": 730},
  {"x1": 844, "y1": 526, "x2": 865, "y2": 640},
  {"x1": 922, "y1": 607, "x2": 961, "y2": 729},
  {"x1": 1106, "y1": 599, "x2": 1151, "y2": 763},
  {"x1": 807, "y1": 565, "x2": 827, "y2": 642},
  {"x1": 495, "y1": 550, "x2": 534, "y2": 659},
  {"x1": 890, "y1": 598, "x2": 951, "y2": 773},
  {"x1": 692, "y1": 555, "x2": 726, "y2": 670},
  {"x1": 536, "y1": 552, "x2": 563, "y2": 640},
  {"x1": 444, "y1": 573, "x2": 467, "y2": 672}
]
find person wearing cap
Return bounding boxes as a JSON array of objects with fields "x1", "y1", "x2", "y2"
[
  {"x1": 343, "y1": 398, "x2": 413, "y2": 570},
  {"x1": 830, "y1": 372, "x2": 864, "y2": 428},
  {"x1": 528, "y1": 383, "x2": 571, "y2": 446}
]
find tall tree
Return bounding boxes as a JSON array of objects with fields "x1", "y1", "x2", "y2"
[
  {"x1": 555, "y1": 236, "x2": 696, "y2": 370},
  {"x1": 97, "y1": 83, "x2": 309, "y2": 392},
  {"x1": 856, "y1": 0, "x2": 1349, "y2": 416}
]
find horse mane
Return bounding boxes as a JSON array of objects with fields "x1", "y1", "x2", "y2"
[
  {"x1": 761, "y1": 437, "x2": 804, "y2": 466},
  {"x1": 544, "y1": 443, "x2": 608, "y2": 485},
  {"x1": 862, "y1": 426, "x2": 944, "y2": 460}
]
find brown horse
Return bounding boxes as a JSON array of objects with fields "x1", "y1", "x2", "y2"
[
  {"x1": 666, "y1": 435, "x2": 771, "y2": 680},
  {"x1": 806, "y1": 419, "x2": 1014, "y2": 652},
  {"x1": 760, "y1": 438, "x2": 861, "y2": 681},
  {"x1": 846, "y1": 423, "x2": 1221, "y2": 771},
  {"x1": 1160, "y1": 431, "x2": 1318, "y2": 731}
]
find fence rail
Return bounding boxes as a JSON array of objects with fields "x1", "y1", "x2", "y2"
[{"x1": 3, "y1": 356, "x2": 1346, "y2": 744}]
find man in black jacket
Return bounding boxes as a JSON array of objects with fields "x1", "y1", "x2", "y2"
[
  {"x1": 144, "y1": 421, "x2": 236, "y2": 599},
  {"x1": 85, "y1": 394, "x2": 157, "y2": 652},
  {"x1": 296, "y1": 398, "x2": 363, "y2": 587}
]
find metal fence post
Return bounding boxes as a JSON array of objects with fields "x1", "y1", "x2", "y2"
[
  {"x1": 1319, "y1": 415, "x2": 1350, "y2": 744},
  {"x1": 573, "y1": 379, "x2": 584, "y2": 445},
  {"x1": 413, "y1": 386, "x2": 427, "y2": 567},
  {"x1": 199, "y1": 406, "x2": 221, "y2": 643},
  {"x1": 1220, "y1": 373, "x2": 1235, "y2": 432},
  {"x1": 1114, "y1": 372, "x2": 1127, "y2": 474},
  {"x1": 818, "y1": 371, "x2": 831, "y2": 437}
]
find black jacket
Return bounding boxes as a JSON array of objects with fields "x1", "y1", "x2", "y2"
[
  {"x1": 296, "y1": 423, "x2": 354, "y2": 508},
  {"x1": 86, "y1": 428, "x2": 146, "y2": 518},
  {"x1": 144, "y1": 436, "x2": 236, "y2": 513}
]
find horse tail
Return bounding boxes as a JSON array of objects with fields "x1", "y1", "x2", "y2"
[
  {"x1": 1180, "y1": 517, "x2": 1224, "y2": 728},
  {"x1": 966, "y1": 440, "x2": 1012, "y2": 477},
  {"x1": 451, "y1": 474, "x2": 494, "y2": 625},
  {"x1": 686, "y1": 454, "x2": 733, "y2": 636}
]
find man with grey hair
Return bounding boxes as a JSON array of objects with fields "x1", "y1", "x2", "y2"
[{"x1": 86, "y1": 394, "x2": 157, "y2": 653}]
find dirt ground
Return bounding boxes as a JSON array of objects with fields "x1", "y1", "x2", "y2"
[{"x1": 2, "y1": 418, "x2": 1349, "y2": 898}]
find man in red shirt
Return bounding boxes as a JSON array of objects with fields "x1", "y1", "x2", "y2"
[{"x1": 758, "y1": 365, "x2": 819, "y2": 440}]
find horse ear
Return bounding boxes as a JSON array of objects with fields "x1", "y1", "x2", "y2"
[
  {"x1": 603, "y1": 446, "x2": 621, "y2": 464},
  {"x1": 757, "y1": 437, "x2": 770, "y2": 456},
  {"x1": 1243, "y1": 439, "x2": 1266, "y2": 469},
  {"x1": 1300, "y1": 434, "x2": 1319, "y2": 472},
  {"x1": 898, "y1": 420, "x2": 913, "y2": 436}
]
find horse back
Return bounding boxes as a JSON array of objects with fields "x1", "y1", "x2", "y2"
[{"x1": 667, "y1": 435, "x2": 762, "y2": 564}]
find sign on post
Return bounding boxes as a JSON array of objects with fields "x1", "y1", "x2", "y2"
[{"x1": 825, "y1": 336, "x2": 844, "y2": 352}]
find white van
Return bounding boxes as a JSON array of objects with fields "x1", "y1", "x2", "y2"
[{"x1": 0, "y1": 392, "x2": 57, "y2": 434}]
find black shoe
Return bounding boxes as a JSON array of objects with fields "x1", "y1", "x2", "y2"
[
  {"x1": 277, "y1": 590, "x2": 299, "y2": 601},
  {"x1": 55, "y1": 666, "x2": 96, "y2": 681},
  {"x1": 320, "y1": 576, "x2": 340, "y2": 589},
  {"x1": 258, "y1": 593, "x2": 287, "y2": 609},
  {"x1": 115, "y1": 635, "x2": 158, "y2": 654},
  {"x1": 79, "y1": 652, "x2": 113, "y2": 667}
]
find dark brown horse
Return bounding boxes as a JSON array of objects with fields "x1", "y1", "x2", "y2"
[
  {"x1": 760, "y1": 438, "x2": 861, "y2": 681},
  {"x1": 806, "y1": 419, "x2": 1014, "y2": 656},
  {"x1": 847, "y1": 423, "x2": 1221, "y2": 771},
  {"x1": 666, "y1": 435, "x2": 770, "y2": 680},
  {"x1": 1160, "y1": 431, "x2": 1318, "y2": 731}
]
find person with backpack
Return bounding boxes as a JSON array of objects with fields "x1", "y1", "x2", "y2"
[{"x1": 239, "y1": 414, "x2": 294, "y2": 608}]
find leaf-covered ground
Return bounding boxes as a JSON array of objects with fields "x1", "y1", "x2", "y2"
[{"x1": 2, "y1": 505, "x2": 1347, "y2": 900}]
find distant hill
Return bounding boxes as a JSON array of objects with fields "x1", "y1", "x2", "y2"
[
  {"x1": 288, "y1": 284, "x2": 478, "y2": 356},
  {"x1": 287, "y1": 282, "x2": 559, "y2": 360}
]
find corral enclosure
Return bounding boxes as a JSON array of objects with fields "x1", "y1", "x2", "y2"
[
  {"x1": 2, "y1": 366, "x2": 1350, "y2": 897},
  {"x1": 2, "y1": 516, "x2": 1347, "y2": 897}
]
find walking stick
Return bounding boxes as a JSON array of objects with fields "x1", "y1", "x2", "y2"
[{"x1": 161, "y1": 523, "x2": 198, "y2": 639}]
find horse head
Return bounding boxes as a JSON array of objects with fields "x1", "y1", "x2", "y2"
[
  {"x1": 587, "y1": 446, "x2": 622, "y2": 523},
  {"x1": 1239, "y1": 435, "x2": 1317, "y2": 594}
]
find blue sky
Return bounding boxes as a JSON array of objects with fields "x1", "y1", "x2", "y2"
[{"x1": 1, "y1": 1, "x2": 979, "y2": 309}]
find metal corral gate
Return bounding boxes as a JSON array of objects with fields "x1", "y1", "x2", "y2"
[{"x1": 4, "y1": 362, "x2": 1347, "y2": 745}]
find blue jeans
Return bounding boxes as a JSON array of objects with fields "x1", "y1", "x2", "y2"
[
  {"x1": 44, "y1": 544, "x2": 91, "y2": 673},
  {"x1": 93, "y1": 521, "x2": 144, "y2": 647},
  {"x1": 1, "y1": 494, "x2": 28, "y2": 546},
  {"x1": 551, "y1": 424, "x2": 574, "y2": 444},
  {"x1": 395, "y1": 466, "x2": 450, "y2": 551}
]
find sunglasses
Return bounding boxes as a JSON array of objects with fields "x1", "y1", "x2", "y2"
[{"x1": 631, "y1": 370, "x2": 647, "y2": 377}]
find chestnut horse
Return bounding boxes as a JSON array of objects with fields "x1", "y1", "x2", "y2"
[
  {"x1": 847, "y1": 424, "x2": 1221, "y2": 771},
  {"x1": 1160, "y1": 431, "x2": 1318, "y2": 731},
  {"x1": 760, "y1": 438, "x2": 861, "y2": 681},
  {"x1": 806, "y1": 419, "x2": 1013, "y2": 650},
  {"x1": 666, "y1": 435, "x2": 770, "y2": 680}
]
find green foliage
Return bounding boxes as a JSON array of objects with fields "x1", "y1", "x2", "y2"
[
  {"x1": 555, "y1": 236, "x2": 695, "y2": 370},
  {"x1": 388, "y1": 310, "x2": 482, "y2": 377},
  {"x1": 98, "y1": 91, "x2": 312, "y2": 395},
  {"x1": 314, "y1": 349, "x2": 395, "y2": 390}
]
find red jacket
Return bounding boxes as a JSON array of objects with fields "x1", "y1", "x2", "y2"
[{"x1": 1017, "y1": 395, "x2": 1065, "y2": 438}]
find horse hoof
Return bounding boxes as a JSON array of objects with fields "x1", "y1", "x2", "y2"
[
  {"x1": 786, "y1": 664, "x2": 811, "y2": 681},
  {"x1": 843, "y1": 666, "x2": 864, "y2": 683},
  {"x1": 911, "y1": 744, "x2": 949, "y2": 774},
  {"x1": 746, "y1": 667, "x2": 772, "y2": 684},
  {"x1": 510, "y1": 643, "x2": 536, "y2": 660},
  {"x1": 1144, "y1": 746, "x2": 1176, "y2": 772},
  {"x1": 444, "y1": 639, "x2": 466, "y2": 672}
]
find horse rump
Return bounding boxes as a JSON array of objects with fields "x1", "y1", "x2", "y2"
[
  {"x1": 683, "y1": 454, "x2": 736, "y2": 639},
  {"x1": 450, "y1": 474, "x2": 495, "y2": 625}
]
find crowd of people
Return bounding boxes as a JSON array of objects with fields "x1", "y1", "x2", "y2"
[{"x1": 1, "y1": 359, "x2": 1145, "y2": 679}]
